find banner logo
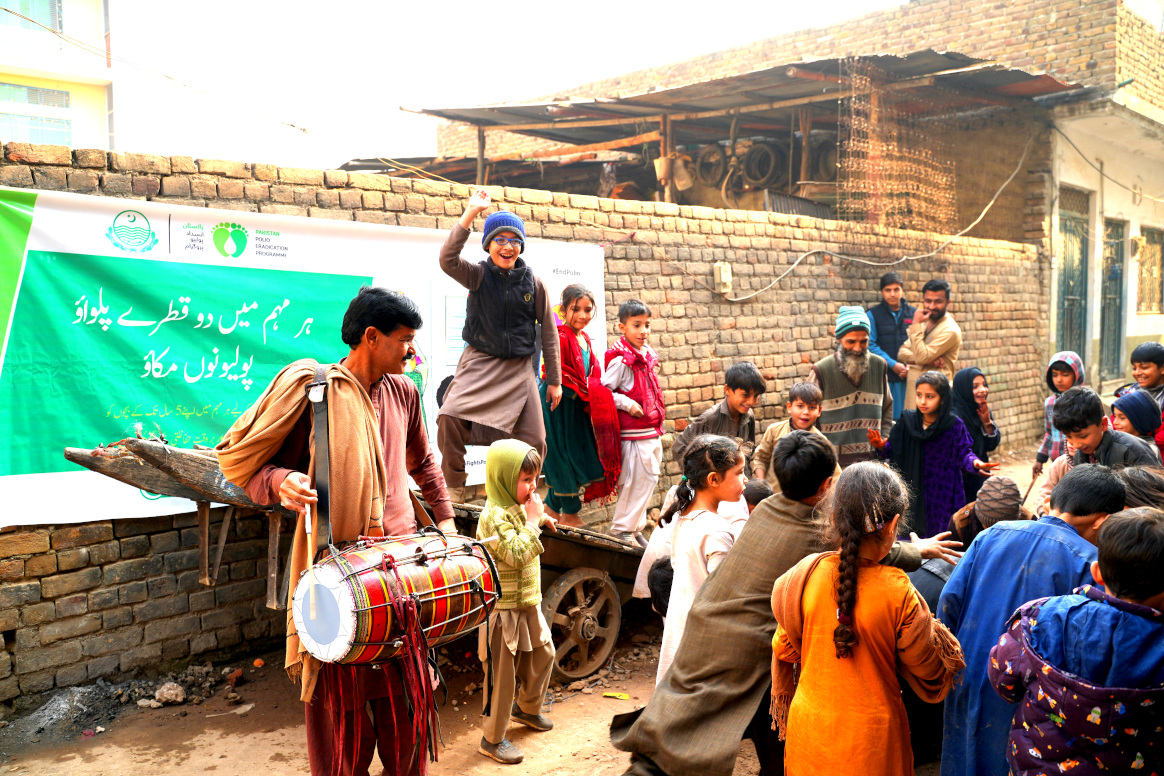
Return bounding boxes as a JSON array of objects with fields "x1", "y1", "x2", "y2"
[
  {"x1": 106, "y1": 210, "x2": 159, "y2": 253},
  {"x1": 212, "y1": 222, "x2": 249, "y2": 258}
]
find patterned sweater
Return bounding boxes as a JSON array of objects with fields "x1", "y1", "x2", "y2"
[{"x1": 476, "y1": 501, "x2": 545, "y2": 609}]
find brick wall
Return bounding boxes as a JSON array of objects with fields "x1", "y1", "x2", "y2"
[
  {"x1": 437, "y1": 0, "x2": 1122, "y2": 158},
  {"x1": 0, "y1": 141, "x2": 1048, "y2": 706},
  {"x1": 0, "y1": 510, "x2": 286, "y2": 713},
  {"x1": 1118, "y1": 4, "x2": 1164, "y2": 114}
]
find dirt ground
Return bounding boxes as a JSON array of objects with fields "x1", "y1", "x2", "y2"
[{"x1": 1, "y1": 448, "x2": 1039, "y2": 776}]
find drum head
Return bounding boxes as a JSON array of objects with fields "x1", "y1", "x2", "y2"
[{"x1": 291, "y1": 563, "x2": 356, "y2": 663}]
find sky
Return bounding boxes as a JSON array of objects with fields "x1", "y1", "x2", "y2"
[{"x1": 106, "y1": 0, "x2": 906, "y2": 168}]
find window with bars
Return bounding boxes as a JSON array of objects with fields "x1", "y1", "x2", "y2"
[
  {"x1": 0, "y1": 0, "x2": 60, "y2": 31},
  {"x1": 1140, "y1": 229, "x2": 1164, "y2": 314},
  {"x1": 0, "y1": 113, "x2": 70, "y2": 145},
  {"x1": 0, "y1": 82, "x2": 69, "y2": 108},
  {"x1": 1060, "y1": 186, "x2": 1090, "y2": 216}
]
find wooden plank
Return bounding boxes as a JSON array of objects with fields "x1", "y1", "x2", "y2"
[
  {"x1": 476, "y1": 126, "x2": 485, "y2": 186},
  {"x1": 124, "y1": 439, "x2": 293, "y2": 516},
  {"x1": 798, "y1": 108, "x2": 813, "y2": 186},
  {"x1": 209, "y1": 506, "x2": 235, "y2": 587},
  {"x1": 488, "y1": 130, "x2": 661, "y2": 163},
  {"x1": 267, "y1": 513, "x2": 282, "y2": 610},
  {"x1": 63, "y1": 447, "x2": 212, "y2": 502},
  {"x1": 197, "y1": 501, "x2": 211, "y2": 586},
  {"x1": 482, "y1": 113, "x2": 663, "y2": 132},
  {"x1": 668, "y1": 76, "x2": 937, "y2": 123}
]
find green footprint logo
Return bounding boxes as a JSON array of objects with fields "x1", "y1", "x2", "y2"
[{"x1": 212, "y1": 222, "x2": 249, "y2": 258}]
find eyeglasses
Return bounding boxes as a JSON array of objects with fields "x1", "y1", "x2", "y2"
[{"x1": 492, "y1": 236, "x2": 524, "y2": 247}]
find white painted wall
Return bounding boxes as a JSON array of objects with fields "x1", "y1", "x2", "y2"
[
  {"x1": 0, "y1": 0, "x2": 110, "y2": 148},
  {"x1": 1052, "y1": 109, "x2": 1164, "y2": 385}
]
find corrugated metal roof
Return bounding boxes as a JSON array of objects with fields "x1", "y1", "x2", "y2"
[{"x1": 408, "y1": 50, "x2": 1079, "y2": 147}]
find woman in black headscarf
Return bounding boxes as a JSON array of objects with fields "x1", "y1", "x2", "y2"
[{"x1": 952, "y1": 366, "x2": 1001, "y2": 502}]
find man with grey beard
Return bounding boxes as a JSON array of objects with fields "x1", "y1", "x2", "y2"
[{"x1": 807, "y1": 305, "x2": 894, "y2": 467}]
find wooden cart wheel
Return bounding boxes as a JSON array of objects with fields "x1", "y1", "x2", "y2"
[{"x1": 540, "y1": 568, "x2": 621, "y2": 682}]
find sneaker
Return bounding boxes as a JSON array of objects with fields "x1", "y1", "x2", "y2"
[
  {"x1": 608, "y1": 529, "x2": 636, "y2": 544},
  {"x1": 511, "y1": 703, "x2": 554, "y2": 731},
  {"x1": 479, "y1": 737, "x2": 523, "y2": 765}
]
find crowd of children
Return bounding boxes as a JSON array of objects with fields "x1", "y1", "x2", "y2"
[{"x1": 438, "y1": 193, "x2": 1164, "y2": 774}]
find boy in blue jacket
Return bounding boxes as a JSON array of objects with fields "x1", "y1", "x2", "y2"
[
  {"x1": 989, "y1": 508, "x2": 1164, "y2": 775},
  {"x1": 937, "y1": 464, "x2": 1125, "y2": 776}
]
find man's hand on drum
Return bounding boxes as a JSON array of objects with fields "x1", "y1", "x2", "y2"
[
  {"x1": 279, "y1": 471, "x2": 318, "y2": 515},
  {"x1": 437, "y1": 518, "x2": 456, "y2": 535}
]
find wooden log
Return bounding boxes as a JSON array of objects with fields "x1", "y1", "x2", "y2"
[
  {"x1": 267, "y1": 513, "x2": 283, "y2": 610},
  {"x1": 197, "y1": 501, "x2": 211, "y2": 586},
  {"x1": 63, "y1": 447, "x2": 212, "y2": 502},
  {"x1": 209, "y1": 506, "x2": 235, "y2": 587},
  {"x1": 488, "y1": 130, "x2": 662, "y2": 163},
  {"x1": 123, "y1": 439, "x2": 292, "y2": 516}
]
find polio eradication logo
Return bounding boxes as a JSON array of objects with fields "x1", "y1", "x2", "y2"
[
  {"x1": 212, "y1": 222, "x2": 249, "y2": 258},
  {"x1": 106, "y1": 210, "x2": 159, "y2": 253}
]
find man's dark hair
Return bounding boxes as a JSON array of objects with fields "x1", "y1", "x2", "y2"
[
  {"x1": 647, "y1": 557, "x2": 674, "y2": 617},
  {"x1": 743, "y1": 478, "x2": 774, "y2": 508},
  {"x1": 725, "y1": 361, "x2": 766, "y2": 395},
  {"x1": 921, "y1": 278, "x2": 951, "y2": 299},
  {"x1": 340, "y1": 286, "x2": 423, "y2": 347},
  {"x1": 618, "y1": 298, "x2": 651, "y2": 323},
  {"x1": 771, "y1": 431, "x2": 837, "y2": 501},
  {"x1": 788, "y1": 382, "x2": 823, "y2": 406},
  {"x1": 1052, "y1": 386, "x2": 1106, "y2": 434},
  {"x1": 879, "y1": 271, "x2": 904, "y2": 290},
  {"x1": 1049, "y1": 464, "x2": 1126, "y2": 516},
  {"x1": 1097, "y1": 508, "x2": 1164, "y2": 601},
  {"x1": 1130, "y1": 341, "x2": 1164, "y2": 367}
]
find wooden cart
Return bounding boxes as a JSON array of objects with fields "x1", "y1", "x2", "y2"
[
  {"x1": 449, "y1": 502, "x2": 644, "y2": 682},
  {"x1": 63, "y1": 441, "x2": 646, "y2": 682}
]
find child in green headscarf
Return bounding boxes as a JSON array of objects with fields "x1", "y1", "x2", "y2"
[{"x1": 475, "y1": 438, "x2": 558, "y2": 765}]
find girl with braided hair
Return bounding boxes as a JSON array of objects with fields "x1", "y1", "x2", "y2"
[
  {"x1": 770, "y1": 462, "x2": 964, "y2": 775},
  {"x1": 655, "y1": 434, "x2": 747, "y2": 684}
]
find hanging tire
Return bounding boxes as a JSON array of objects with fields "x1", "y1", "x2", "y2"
[
  {"x1": 540, "y1": 568, "x2": 621, "y2": 682},
  {"x1": 741, "y1": 142, "x2": 786, "y2": 188},
  {"x1": 695, "y1": 144, "x2": 727, "y2": 187}
]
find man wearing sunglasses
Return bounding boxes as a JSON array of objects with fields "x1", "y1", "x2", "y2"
[{"x1": 436, "y1": 189, "x2": 563, "y2": 502}]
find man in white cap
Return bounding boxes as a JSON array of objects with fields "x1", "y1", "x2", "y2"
[{"x1": 807, "y1": 306, "x2": 894, "y2": 467}]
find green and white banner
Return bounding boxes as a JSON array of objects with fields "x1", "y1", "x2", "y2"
[{"x1": 0, "y1": 187, "x2": 605, "y2": 526}]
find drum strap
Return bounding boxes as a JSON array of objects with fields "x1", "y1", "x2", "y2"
[{"x1": 307, "y1": 364, "x2": 334, "y2": 556}]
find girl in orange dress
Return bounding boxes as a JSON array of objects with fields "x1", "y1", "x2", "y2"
[{"x1": 770, "y1": 462, "x2": 964, "y2": 775}]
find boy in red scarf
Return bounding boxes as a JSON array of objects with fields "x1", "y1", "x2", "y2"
[{"x1": 602, "y1": 299, "x2": 665, "y2": 547}]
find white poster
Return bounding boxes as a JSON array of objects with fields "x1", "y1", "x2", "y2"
[{"x1": 0, "y1": 186, "x2": 605, "y2": 525}]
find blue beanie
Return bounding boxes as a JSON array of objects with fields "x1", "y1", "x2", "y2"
[
  {"x1": 481, "y1": 211, "x2": 526, "y2": 254},
  {"x1": 1114, "y1": 390, "x2": 1162, "y2": 436}
]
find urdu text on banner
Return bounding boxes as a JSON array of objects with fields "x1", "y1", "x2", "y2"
[{"x1": 0, "y1": 187, "x2": 605, "y2": 526}]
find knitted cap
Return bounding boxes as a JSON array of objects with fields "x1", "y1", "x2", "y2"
[
  {"x1": 975, "y1": 476, "x2": 1022, "y2": 527},
  {"x1": 1114, "y1": 390, "x2": 1163, "y2": 436},
  {"x1": 481, "y1": 211, "x2": 526, "y2": 254},
  {"x1": 835, "y1": 306, "x2": 871, "y2": 338}
]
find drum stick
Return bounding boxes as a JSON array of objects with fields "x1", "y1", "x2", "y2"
[
  {"x1": 306, "y1": 506, "x2": 318, "y2": 620},
  {"x1": 1021, "y1": 475, "x2": 1039, "y2": 506}
]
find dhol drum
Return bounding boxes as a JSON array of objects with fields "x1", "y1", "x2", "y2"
[{"x1": 292, "y1": 530, "x2": 500, "y2": 664}]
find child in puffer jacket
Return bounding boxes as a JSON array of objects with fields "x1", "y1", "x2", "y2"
[{"x1": 988, "y1": 508, "x2": 1164, "y2": 775}]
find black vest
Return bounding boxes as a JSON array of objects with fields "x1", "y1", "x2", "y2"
[
  {"x1": 462, "y1": 258, "x2": 538, "y2": 359},
  {"x1": 868, "y1": 301, "x2": 916, "y2": 382}
]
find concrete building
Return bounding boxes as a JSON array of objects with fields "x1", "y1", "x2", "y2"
[{"x1": 0, "y1": 0, "x2": 113, "y2": 150}]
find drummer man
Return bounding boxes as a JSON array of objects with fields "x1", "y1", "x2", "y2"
[{"x1": 217, "y1": 286, "x2": 453, "y2": 776}]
